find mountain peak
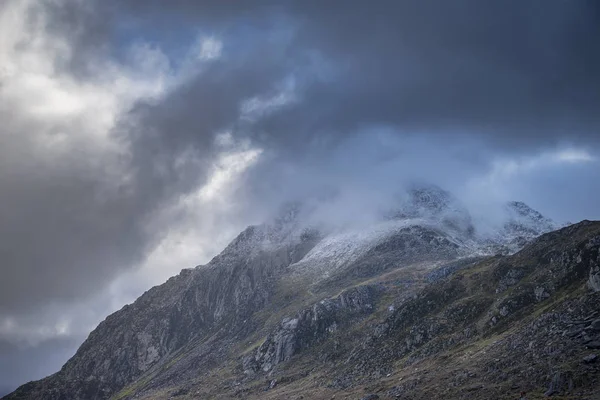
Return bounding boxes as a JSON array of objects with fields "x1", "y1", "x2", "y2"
[
  {"x1": 489, "y1": 200, "x2": 559, "y2": 251},
  {"x1": 407, "y1": 184, "x2": 453, "y2": 214},
  {"x1": 507, "y1": 200, "x2": 546, "y2": 219},
  {"x1": 385, "y1": 184, "x2": 475, "y2": 237},
  {"x1": 505, "y1": 200, "x2": 557, "y2": 233}
]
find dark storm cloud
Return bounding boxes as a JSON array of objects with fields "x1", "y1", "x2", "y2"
[
  {"x1": 2, "y1": 0, "x2": 598, "y2": 321},
  {"x1": 265, "y1": 0, "x2": 600, "y2": 150},
  {"x1": 0, "y1": 109, "x2": 152, "y2": 314},
  {"x1": 3, "y1": 0, "x2": 599, "y2": 315},
  {"x1": 36, "y1": 0, "x2": 600, "y2": 214},
  {"x1": 123, "y1": 41, "x2": 292, "y2": 186},
  {"x1": 80, "y1": 0, "x2": 600, "y2": 154},
  {"x1": 0, "y1": 0, "x2": 294, "y2": 327},
  {"x1": 0, "y1": 0, "x2": 288, "y2": 317}
]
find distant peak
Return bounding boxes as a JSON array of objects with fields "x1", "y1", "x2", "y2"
[
  {"x1": 507, "y1": 201, "x2": 540, "y2": 215},
  {"x1": 499, "y1": 200, "x2": 558, "y2": 249},
  {"x1": 505, "y1": 201, "x2": 553, "y2": 223},
  {"x1": 406, "y1": 184, "x2": 453, "y2": 213}
]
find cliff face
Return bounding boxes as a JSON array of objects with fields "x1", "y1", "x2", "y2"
[
  {"x1": 7, "y1": 196, "x2": 599, "y2": 400},
  {"x1": 6, "y1": 218, "x2": 321, "y2": 400},
  {"x1": 243, "y1": 285, "x2": 382, "y2": 375}
]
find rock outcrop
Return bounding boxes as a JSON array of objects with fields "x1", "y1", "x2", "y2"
[{"x1": 243, "y1": 285, "x2": 380, "y2": 374}]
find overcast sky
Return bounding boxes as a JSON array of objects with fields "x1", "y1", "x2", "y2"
[{"x1": 1, "y1": 0, "x2": 599, "y2": 394}]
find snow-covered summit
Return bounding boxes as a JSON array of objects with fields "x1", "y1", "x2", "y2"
[
  {"x1": 211, "y1": 184, "x2": 558, "y2": 279},
  {"x1": 386, "y1": 184, "x2": 475, "y2": 237},
  {"x1": 505, "y1": 201, "x2": 557, "y2": 235},
  {"x1": 495, "y1": 201, "x2": 560, "y2": 251},
  {"x1": 208, "y1": 200, "x2": 316, "y2": 266}
]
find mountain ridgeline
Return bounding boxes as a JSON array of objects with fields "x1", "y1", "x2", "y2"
[{"x1": 7, "y1": 186, "x2": 600, "y2": 399}]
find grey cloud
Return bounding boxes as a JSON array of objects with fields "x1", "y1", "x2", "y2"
[
  {"x1": 42, "y1": 0, "x2": 600, "y2": 196},
  {"x1": 85, "y1": 0, "x2": 600, "y2": 151},
  {"x1": 5, "y1": 0, "x2": 594, "y2": 311},
  {"x1": 262, "y1": 1, "x2": 600, "y2": 148},
  {"x1": 0, "y1": 0, "x2": 287, "y2": 317},
  {"x1": 0, "y1": 337, "x2": 80, "y2": 396},
  {"x1": 0, "y1": 112, "x2": 152, "y2": 314}
]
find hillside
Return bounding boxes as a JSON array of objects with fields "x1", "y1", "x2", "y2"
[{"x1": 6, "y1": 190, "x2": 600, "y2": 400}]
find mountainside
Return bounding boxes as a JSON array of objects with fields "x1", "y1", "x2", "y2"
[{"x1": 7, "y1": 191, "x2": 600, "y2": 400}]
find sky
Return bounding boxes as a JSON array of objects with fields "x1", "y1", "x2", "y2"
[{"x1": 0, "y1": 0, "x2": 599, "y2": 394}]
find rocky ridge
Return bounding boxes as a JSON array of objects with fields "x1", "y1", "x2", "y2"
[{"x1": 7, "y1": 188, "x2": 597, "y2": 400}]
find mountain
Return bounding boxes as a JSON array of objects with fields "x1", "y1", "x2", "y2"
[
  {"x1": 7, "y1": 190, "x2": 600, "y2": 400},
  {"x1": 500, "y1": 201, "x2": 561, "y2": 249},
  {"x1": 386, "y1": 184, "x2": 476, "y2": 237}
]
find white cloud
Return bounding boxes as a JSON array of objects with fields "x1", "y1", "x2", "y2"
[
  {"x1": 241, "y1": 77, "x2": 297, "y2": 121},
  {"x1": 198, "y1": 148, "x2": 262, "y2": 201},
  {"x1": 554, "y1": 148, "x2": 595, "y2": 163},
  {"x1": 476, "y1": 146, "x2": 595, "y2": 187},
  {"x1": 197, "y1": 36, "x2": 223, "y2": 60}
]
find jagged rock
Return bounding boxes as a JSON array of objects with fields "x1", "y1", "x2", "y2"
[
  {"x1": 360, "y1": 395, "x2": 380, "y2": 400},
  {"x1": 582, "y1": 354, "x2": 597, "y2": 364},
  {"x1": 544, "y1": 371, "x2": 573, "y2": 397},
  {"x1": 585, "y1": 341, "x2": 600, "y2": 349},
  {"x1": 465, "y1": 384, "x2": 484, "y2": 392},
  {"x1": 489, "y1": 201, "x2": 560, "y2": 253},
  {"x1": 589, "y1": 266, "x2": 600, "y2": 292},
  {"x1": 496, "y1": 268, "x2": 526, "y2": 292},
  {"x1": 563, "y1": 327, "x2": 584, "y2": 338},
  {"x1": 245, "y1": 285, "x2": 380, "y2": 373},
  {"x1": 534, "y1": 286, "x2": 550, "y2": 302}
]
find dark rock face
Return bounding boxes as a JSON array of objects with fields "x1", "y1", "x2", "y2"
[
  {"x1": 6, "y1": 221, "x2": 320, "y2": 400},
  {"x1": 347, "y1": 226, "x2": 463, "y2": 276},
  {"x1": 504, "y1": 201, "x2": 558, "y2": 241},
  {"x1": 360, "y1": 394, "x2": 380, "y2": 400},
  {"x1": 6, "y1": 207, "x2": 600, "y2": 399},
  {"x1": 583, "y1": 354, "x2": 597, "y2": 364},
  {"x1": 243, "y1": 285, "x2": 380, "y2": 374},
  {"x1": 589, "y1": 265, "x2": 600, "y2": 292},
  {"x1": 544, "y1": 371, "x2": 573, "y2": 397}
]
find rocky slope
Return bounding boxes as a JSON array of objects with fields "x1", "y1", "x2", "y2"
[{"x1": 7, "y1": 189, "x2": 598, "y2": 400}]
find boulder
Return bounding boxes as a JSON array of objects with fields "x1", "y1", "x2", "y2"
[
  {"x1": 582, "y1": 354, "x2": 597, "y2": 364},
  {"x1": 588, "y1": 266, "x2": 600, "y2": 292}
]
